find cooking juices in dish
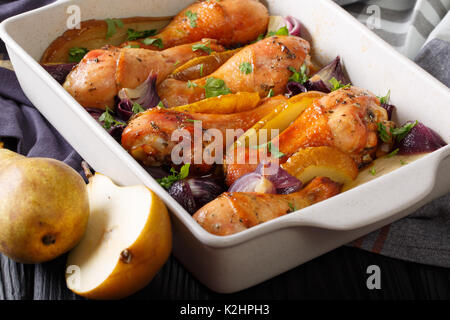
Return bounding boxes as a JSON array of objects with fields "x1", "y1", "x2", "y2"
[{"x1": 41, "y1": 0, "x2": 447, "y2": 236}]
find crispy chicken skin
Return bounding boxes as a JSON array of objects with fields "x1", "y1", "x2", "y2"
[
  {"x1": 63, "y1": 40, "x2": 225, "y2": 109},
  {"x1": 157, "y1": 35, "x2": 310, "y2": 107},
  {"x1": 225, "y1": 86, "x2": 388, "y2": 185},
  {"x1": 122, "y1": 0, "x2": 269, "y2": 50},
  {"x1": 193, "y1": 176, "x2": 341, "y2": 236},
  {"x1": 121, "y1": 96, "x2": 287, "y2": 168}
]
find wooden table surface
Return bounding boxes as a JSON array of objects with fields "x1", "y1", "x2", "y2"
[{"x1": 1, "y1": 245, "x2": 449, "y2": 300}]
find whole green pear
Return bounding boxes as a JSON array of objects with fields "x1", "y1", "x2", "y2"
[{"x1": 0, "y1": 149, "x2": 89, "y2": 263}]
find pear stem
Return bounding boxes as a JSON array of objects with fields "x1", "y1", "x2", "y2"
[{"x1": 81, "y1": 161, "x2": 94, "y2": 180}]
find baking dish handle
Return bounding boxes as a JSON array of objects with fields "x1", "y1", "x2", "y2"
[{"x1": 280, "y1": 148, "x2": 450, "y2": 231}]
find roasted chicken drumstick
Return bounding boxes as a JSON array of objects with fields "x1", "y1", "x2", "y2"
[
  {"x1": 122, "y1": 0, "x2": 269, "y2": 50},
  {"x1": 225, "y1": 86, "x2": 389, "y2": 185},
  {"x1": 158, "y1": 35, "x2": 311, "y2": 107}
]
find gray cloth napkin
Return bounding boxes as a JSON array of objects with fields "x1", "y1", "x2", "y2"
[
  {"x1": 0, "y1": 0, "x2": 449, "y2": 268},
  {"x1": 337, "y1": 0, "x2": 450, "y2": 267}
]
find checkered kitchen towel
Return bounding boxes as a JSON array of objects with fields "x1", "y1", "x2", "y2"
[
  {"x1": 334, "y1": 0, "x2": 450, "y2": 267},
  {"x1": 0, "y1": 0, "x2": 449, "y2": 267}
]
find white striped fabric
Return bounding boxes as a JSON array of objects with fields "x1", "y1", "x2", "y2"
[{"x1": 336, "y1": 0, "x2": 450, "y2": 58}]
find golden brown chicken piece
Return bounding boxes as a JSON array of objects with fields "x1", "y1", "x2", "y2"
[
  {"x1": 122, "y1": 0, "x2": 269, "y2": 50},
  {"x1": 121, "y1": 96, "x2": 287, "y2": 171},
  {"x1": 157, "y1": 35, "x2": 311, "y2": 107},
  {"x1": 63, "y1": 40, "x2": 225, "y2": 109},
  {"x1": 225, "y1": 86, "x2": 388, "y2": 185},
  {"x1": 193, "y1": 176, "x2": 341, "y2": 236}
]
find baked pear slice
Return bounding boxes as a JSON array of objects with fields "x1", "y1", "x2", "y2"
[{"x1": 282, "y1": 146, "x2": 358, "y2": 187}]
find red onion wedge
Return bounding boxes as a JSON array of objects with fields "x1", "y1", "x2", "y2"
[
  {"x1": 285, "y1": 16, "x2": 302, "y2": 37},
  {"x1": 117, "y1": 73, "x2": 161, "y2": 120},
  {"x1": 228, "y1": 172, "x2": 276, "y2": 194},
  {"x1": 169, "y1": 177, "x2": 224, "y2": 214},
  {"x1": 255, "y1": 162, "x2": 302, "y2": 194},
  {"x1": 229, "y1": 162, "x2": 302, "y2": 194},
  {"x1": 397, "y1": 121, "x2": 447, "y2": 155},
  {"x1": 41, "y1": 63, "x2": 76, "y2": 84}
]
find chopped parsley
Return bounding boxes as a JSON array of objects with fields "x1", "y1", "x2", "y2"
[
  {"x1": 251, "y1": 141, "x2": 285, "y2": 159},
  {"x1": 132, "y1": 102, "x2": 145, "y2": 114},
  {"x1": 203, "y1": 77, "x2": 231, "y2": 98},
  {"x1": 377, "y1": 122, "x2": 391, "y2": 143},
  {"x1": 369, "y1": 167, "x2": 376, "y2": 175},
  {"x1": 68, "y1": 47, "x2": 89, "y2": 63},
  {"x1": 142, "y1": 37, "x2": 164, "y2": 49},
  {"x1": 174, "y1": 60, "x2": 180, "y2": 66},
  {"x1": 105, "y1": 18, "x2": 124, "y2": 39},
  {"x1": 288, "y1": 64, "x2": 308, "y2": 84},
  {"x1": 185, "y1": 119, "x2": 201, "y2": 123},
  {"x1": 98, "y1": 107, "x2": 126, "y2": 130},
  {"x1": 378, "y1": 121, "x2": 418, "y2": 143},
  {"x1": 157, "y1": 101, "x2": 166, "y2": 108},
  {"x1": 199, "y1": 63, "x2": 204, "y2": 77},
  {"x1": 126, "y1": 28, "x2": 157, "y2": 41},
  {"x1": 187, "y1": 80, "x2": 198, "y2": 88},
  {"x1": 239, "y1": 62, "x2": 253, "y2": 75},
  {"x1": 391, "y1": 121, "x2": 418, "y2": 142},
  {"x1": 267, "y1": 88, "x2": 274, "y2": 97},
  {"x1": 192, "y1": 42, "x2": 212, "y2": 54},
  {"x1": 123, "y1": 44, "x2": 140, "y2": 48},
  {"x1": 386, "y1": 148, "x2": 399, "y2": 158},
  {"x1": 157, "y1": 163, "x2": 191, "y2": 189},
  {"x1": 400, "y1": 159, "x2": 408, "y2": 165},
  {"x1": 267, "y1": 26, "x2": 289, "y2": 37},
  {"x1": 185, "y1": 10, "x2": 198, "y2": 28},
  {"x1": 378, "y1": 89, "x2": 391, "y2": 104},
  {"x1": 329, "y1": 77, "x2": 351, "y2": 91},
  {"x1": 288, "y1": 202, "x2": 297, "y2": 213}
]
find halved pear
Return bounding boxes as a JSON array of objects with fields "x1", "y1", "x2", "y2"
[
  {"x1": 282, "y1": 146, "x2": 358, "y2": 187},
  {"x1": 66, "y1": 173, "x2": 172, "y2": 300}
]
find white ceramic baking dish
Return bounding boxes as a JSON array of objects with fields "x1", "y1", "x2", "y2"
[{"x1": 1, "y1": 0, "x2": 449, "y2": 293}]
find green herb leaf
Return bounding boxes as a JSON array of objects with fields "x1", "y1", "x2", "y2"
[
  {"x1": 192, "y1": 42, "x2": 212, "y2": 54},
  {"x1": 199, "y1": 63, "x2": 204, "y2": 77},
  {"x1": 157, "y1": 163, "x2": 191, "y2": 189},
  {"x1": 250, "y1": 141, "x2": 285, "y2": 159},
  {"x1": 142, "y1": 37, "x2": 164, "y2": 49},
  {"x1": 268, "y1": 142, "x2": 285, "y2": 159},
  {"x1": 202, "y1": 77, "x2": 231, "y2": 98},
  {"x1": 185, "y1": 10, "x2": 198, "y2": 28},
  {"x1": 68, "y1": 47, "x2": 89, "y2": 63},
  {"x1": 123, "y1": 44, "x2": 140, "y2": 48},
  {"x1": 239, "y1": 62, "x2": 253, "y2": 75},
  {"x1": 267, "y1": 26, "x2": 290, "y2": 37},
  {"x1": 187, "y1": 80, "x2": 198, "y2": 89},
  {"x1": 157, "y1": 101, "x2": 166, "y2": 108},
  {"x1": 378, "y1": 89, "x2": 391, "y2": 104},
  {"x1": 267, "y1": 88, "x2": 274, "y2": 98},
  {"x1": 126, "y1": 28, "x2": 157, "y2": 41},
  {"x1": 288, "y1": 202, "x2": 297, "y2": 213},
  {"x1": 185, "y1": 119, "x2": 201, "y2": 123},
  {"x1": 386, "y1": 148, "x2": 399, "y2": 158},
  {"x1": 400, "y1": 159, "x2": 408, "y2": 165},
  {"x1": 132, "y1": 103, "x2": 145, "y2": 114},
  {"x1": 369, "y1": 167, "x2": 376, "y2": 176},
  {"x1": 391, "y1": 121, "x2": 418, "y2": 142},
  {"x1": 98, "y1": 107, "x2": 126, "y2": 130},
  {"x1": 174, "y1": 60, "x2": 180, "y2": 66},
  {"x1": 377, "y1": 122, "x2": 391, "y2": 143},
  {"x1": 329, "y1": 77, "x2": 351, "y2": 91},
  {"x1": 288, "y1": 64, "x2": 308, "y2": 84},
  {"x1": 105, "y1": 18, "x2": 124, "y2": 39}
]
